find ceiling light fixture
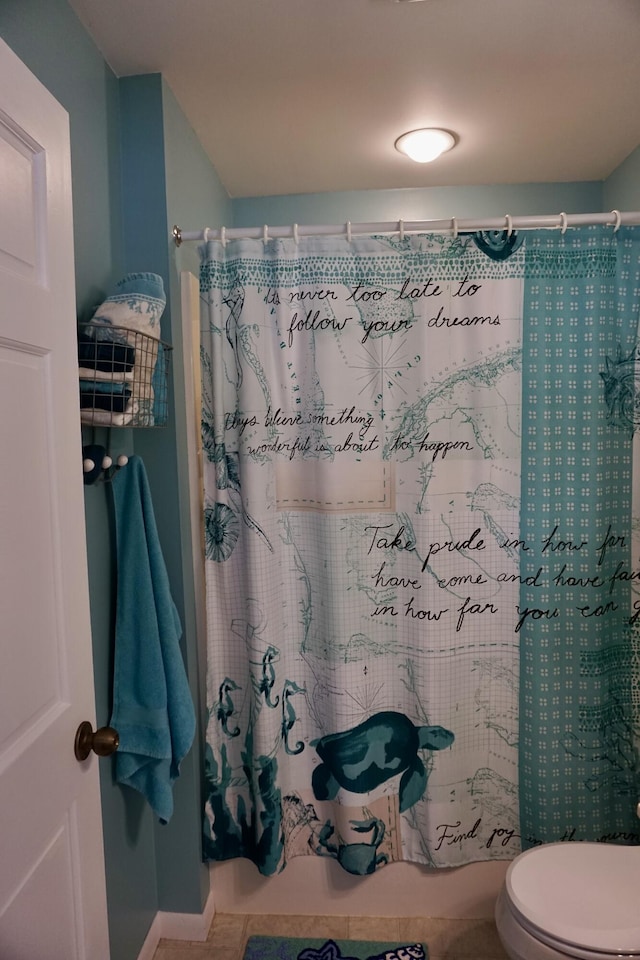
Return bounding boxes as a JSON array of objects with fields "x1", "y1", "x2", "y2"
[{"x1": 395, "y1": 128, "x2": 456, "y2": 163}]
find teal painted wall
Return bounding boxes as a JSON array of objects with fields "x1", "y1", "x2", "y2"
[
  {"x1": 116, "y1": 73, "x2": 232, "y2": 919},
  {"x1": 233, "y1": 181, "x2": 604, "y2": 228},
  {"x1": 160, "y1": 76, "x2": 233, "y2": 909},
  {"x1": 603, "y1": 145, "x2": 640, "y2": 212},
  {"x1": 117, "y1": 72, "x2": 202, "y2": 919}
]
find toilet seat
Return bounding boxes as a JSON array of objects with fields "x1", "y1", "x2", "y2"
[
  {"x1": 497, "y1": 889, "x2": 640, "y2": 960},
  {"x1": 505, "y1": 842, "x2": 640, "y2": 957}
]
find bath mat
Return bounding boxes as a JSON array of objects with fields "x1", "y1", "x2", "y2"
[{"x1": 243, "y1": 936, "x2": 428, "y2": 960}]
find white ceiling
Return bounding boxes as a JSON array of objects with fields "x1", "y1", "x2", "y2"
[{"x1": 67, "y1": 0, "x2": 640, "y2": 199}]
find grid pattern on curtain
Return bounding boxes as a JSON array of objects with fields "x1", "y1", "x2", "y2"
[{"x1": 520, "y1": 226, "x2": 640, "y2": 846}]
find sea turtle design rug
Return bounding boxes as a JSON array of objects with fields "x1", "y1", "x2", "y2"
[{"x1": 243, "y1": 936, "x2": 428, "y2": 960}]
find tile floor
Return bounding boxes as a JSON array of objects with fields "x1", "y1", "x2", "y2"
[{"x1": 152, "y1": 913, "x2": 509, "y2": 960}]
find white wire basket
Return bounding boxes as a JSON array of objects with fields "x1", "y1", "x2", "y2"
[{"x1": 78, "y1": 322, "x2": 172, "y2": 428}]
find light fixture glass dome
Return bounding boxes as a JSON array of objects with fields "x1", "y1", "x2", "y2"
[{"x1": 395, "y1": 128, "x2": 456, "y2": 163}]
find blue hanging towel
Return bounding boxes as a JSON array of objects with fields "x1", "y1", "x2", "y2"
[{"x1": 109, "y1": 455, "x2": 195, "y2": 823}]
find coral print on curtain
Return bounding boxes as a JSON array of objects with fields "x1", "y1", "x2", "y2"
[{"x1": 200, "y1": 226, "x2": 640, "y2": 877}]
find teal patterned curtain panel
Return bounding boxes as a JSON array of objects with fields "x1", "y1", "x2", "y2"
[
  {"x1": 199, "y1": 228, "x2": 639, "y2": 877},
  {"x1": 519, "y1": 226, "x2": 640, "y2": 848}
]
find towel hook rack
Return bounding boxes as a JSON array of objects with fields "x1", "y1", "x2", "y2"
[{"x1": 83, "y1": 444, "x2": 128, "y2": 485}]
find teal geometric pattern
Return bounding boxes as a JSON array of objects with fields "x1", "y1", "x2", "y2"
[
  {"x1": 519, "y1": 226, "x2": 640, "y2": 847},
  {"x1": 199, "y1": 233, "x2": 526, "y2": 296}
]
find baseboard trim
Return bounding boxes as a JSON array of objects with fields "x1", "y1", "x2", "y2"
[
  {"x1": 137, "y1": 913, "x2": 164, "y2": 960},
  {"x1": 137, "y1": 887, "x2": 215, "y2": 959}
]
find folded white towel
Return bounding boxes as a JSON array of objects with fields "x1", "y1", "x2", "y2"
[
  {"x1": 80, "y1": 398, "x2": 158, "y2": 428},
  {"x1": 81, "y1": 406, "x2": 133, "y2": 427},
  {"x1": 78, "y1": 367, "x2": 134, "y2": 383}
]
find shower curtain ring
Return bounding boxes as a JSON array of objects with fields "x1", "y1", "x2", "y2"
[
  {"x1": 559, "y1": 212, "x2": 568, "y2": 235},
  {"x1": 202, "y1": 227, "x2": 210, "y2": 243},
  {"x1": 346, "y1": 220, "x2": 352, "y2": 243},
  {"x1": 220, "y1": 226, "x2": 226, "y2": 247},
  {"x1": 611, "y1": 210, "x2": 622, "y2": 233},
  {"x1": 262, "y1": 224, "x2": 269, "y2": 244},
  {"x1": 451, "y1": 217, "x2": 458, "y2": 239},
  {"x1": 292, "y1": 223, "x2": 299, "y2": 244},
  {"x1": 398, "y1": 219, "x2": 405, "y2": 241},
  {"x1": 505, "y1": 214, "x2": 513, "y2": 237}
]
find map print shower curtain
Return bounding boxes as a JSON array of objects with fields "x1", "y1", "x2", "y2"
[{"x1": 200, "y1": 227, "x2": 640, "y2": 876}]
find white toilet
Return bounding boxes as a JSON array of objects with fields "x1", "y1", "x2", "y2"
[{"x1": 495, "y1": 841, "x2": 640, "y2": 960}]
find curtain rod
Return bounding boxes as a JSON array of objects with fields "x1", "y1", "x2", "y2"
[{"x1": 172, "y1": 210, "x2": 640, "y2": 246}]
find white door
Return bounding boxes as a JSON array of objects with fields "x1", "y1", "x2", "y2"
[{"x1": 0, "y1": 37, "x2": 110, "y2": 960}]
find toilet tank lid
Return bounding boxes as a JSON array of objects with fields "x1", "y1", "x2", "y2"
[{"x1": 506, "y1": 842, "x2": 640, "y2": 953}]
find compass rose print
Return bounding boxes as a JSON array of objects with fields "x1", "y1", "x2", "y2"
[{"x1": 350, "y1": 336, "x2": 416, "y2": 419}]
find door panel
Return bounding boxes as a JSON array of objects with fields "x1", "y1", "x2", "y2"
[
  {"x1": 0, "y1": 108, "x2": 44, "y2": 281},
  {"x1": 0, "y1": 37, "x2": 110, "y2": 960}
]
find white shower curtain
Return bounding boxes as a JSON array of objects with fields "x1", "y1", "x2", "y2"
[{"x1": 199, "y1": 231, "x2": 527, "y2": 874}]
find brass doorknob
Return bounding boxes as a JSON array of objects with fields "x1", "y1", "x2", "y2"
[{"x1": 74, "y1": 721, "x2": 119, "y2": 761}]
